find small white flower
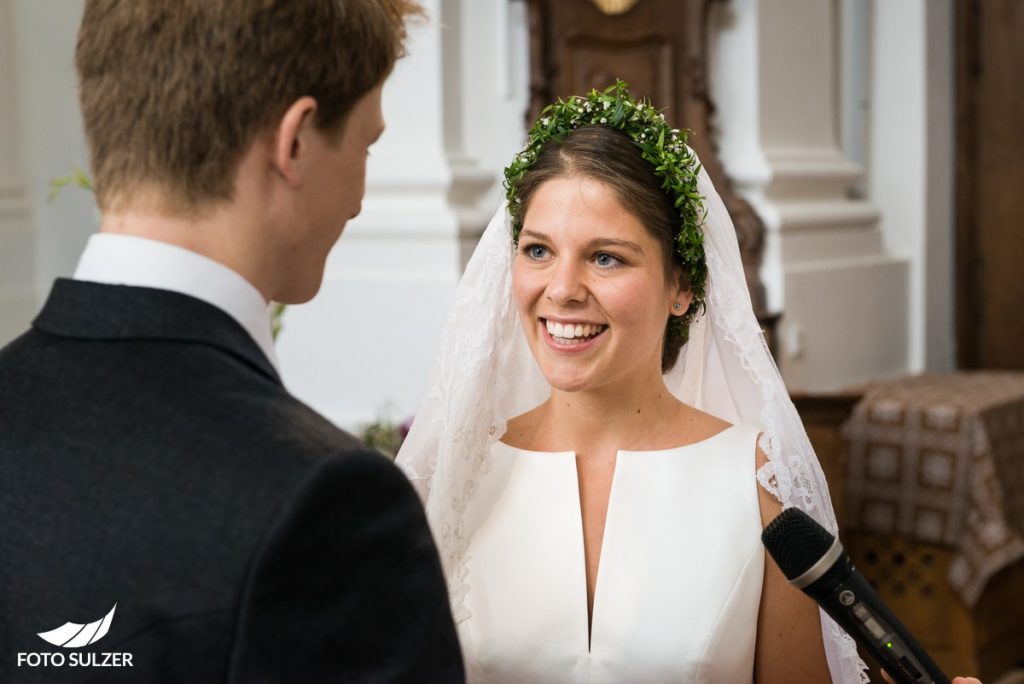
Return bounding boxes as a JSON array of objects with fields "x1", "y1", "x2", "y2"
[
  {"x1": 600, "y1": 117, "x2": 607, "y2": 124},
  {"x1": 541, "y1": 117, "x2": 550, "y2": 126},
  {"x1": 603, "y1": 100, "x2": 611, "y2": 110}
]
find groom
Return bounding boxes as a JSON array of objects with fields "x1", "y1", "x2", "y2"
[{"x1": 0, "y1": 1, "x2": 463, "y2": 682}]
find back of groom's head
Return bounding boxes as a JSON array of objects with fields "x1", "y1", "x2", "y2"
[{"x1": 76, "y1": 0, "x2": 423, "y2": 216}]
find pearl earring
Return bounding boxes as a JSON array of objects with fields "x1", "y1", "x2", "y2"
[{"x1": 673, "y1": 302, "x2": 683, "y2": 311}]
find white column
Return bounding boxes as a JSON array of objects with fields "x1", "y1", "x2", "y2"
[
  {"x1": 457, "y1": 0, "x2": 531, "y2": 203},
  {"x1": 708, "y1": 0, "x2": 778, "y2": 306},
  {"x1": 278, "y1": 0, "x2": 529, "y2": 430},
  {"x1": 0, "y1": 0, "x2": 35, "y2": 344},
  {"x1": 714, "y1": 0, "x2": 911, "y2": 391}
]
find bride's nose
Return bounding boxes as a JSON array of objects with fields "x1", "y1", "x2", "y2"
[{"x1": 545, "y1": 257, "x2": 587, "y2": 305}]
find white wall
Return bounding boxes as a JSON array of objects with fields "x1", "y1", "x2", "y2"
[
  {"x1": 0, "y1": 0, "x2": 35, "y2": 344},
  {"x1": 839, "y1": 0, "x2": 872, "y2": 199},
  {"x1": 869, "y1": 0, "x2": 955, "y2": 373},
  {"x1": 11, "y1": 0, "x2": 95, "y2": 297},
  {"x1": 2, "y1": 0, "x2": 95, "y2": 344}
]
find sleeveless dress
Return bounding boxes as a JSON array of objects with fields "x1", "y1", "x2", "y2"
[{"x1": 457, "y1": 424, "x2": 765, "y2": 683}]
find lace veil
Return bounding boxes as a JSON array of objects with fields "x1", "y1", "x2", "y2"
[{"x1": 396, "y1": 164, "x2": 868, "y2": 684}]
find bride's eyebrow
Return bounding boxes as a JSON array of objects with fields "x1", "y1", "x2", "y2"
[
  {"x1": 588, "y1": 238, "x2": 644, "y2": 254},
  {"x1": 519, "y1": 229, "x2": 550, "y2": 241},
  {"x1": 519, "y1": 231, "x2": 644, "y2": 255}
]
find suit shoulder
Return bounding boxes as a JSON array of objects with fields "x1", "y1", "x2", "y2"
[
  {"x1": 199, "y1": 380, "x2": 368, "y2": 463},
  {"x1": 285, "y1": 447, "x2": 421, "y2": 517}
]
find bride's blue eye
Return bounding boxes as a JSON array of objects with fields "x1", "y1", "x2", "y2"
[
  {"x1": 523, "y1": 244, "x2": 548, "y2": 259},
  {"x1": 595, "y1": 252, "x2": 622, "y2": 268}
]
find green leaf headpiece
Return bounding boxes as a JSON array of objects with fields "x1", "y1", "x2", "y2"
[{"x1": 503, "y1": 80, "x2": 707, "y2": 350}]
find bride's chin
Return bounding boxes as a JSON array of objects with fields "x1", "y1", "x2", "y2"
[{"x1": 541, "y1": 369, "x2": 593, "y2": 394}]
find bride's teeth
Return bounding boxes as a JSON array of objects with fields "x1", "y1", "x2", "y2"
[{"x1": 544, "y1": 320, "x2": 607, "y2": 341}]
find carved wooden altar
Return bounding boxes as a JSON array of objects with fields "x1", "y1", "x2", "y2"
[{"x1": 524, "y1": 0, "x2": 776, "y2": 342}]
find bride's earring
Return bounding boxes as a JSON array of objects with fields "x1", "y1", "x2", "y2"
[{"x1": 672, "y1": 302, "x2": 683, "y2": 314}]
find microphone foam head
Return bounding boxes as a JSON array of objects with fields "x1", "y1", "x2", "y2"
[{"x1": 761, "y1": 507, "x2": 836, "y2": 581}]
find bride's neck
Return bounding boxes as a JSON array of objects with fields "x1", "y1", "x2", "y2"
[{"x1": 540, "y1": 377, "x2": 683, "y2": 453}]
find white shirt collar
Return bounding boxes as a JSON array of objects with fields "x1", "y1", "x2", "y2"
[{"x1": 73, "y1": 233, "x2": 280, "y2": 374}]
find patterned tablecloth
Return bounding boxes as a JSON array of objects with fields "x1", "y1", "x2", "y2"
[{"x1": 842, "y1": 372, "x2": 1024, "y2": 605}]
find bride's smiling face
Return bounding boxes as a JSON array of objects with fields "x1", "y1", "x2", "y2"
[{"x1": 513, "y1": 175, "x2": 689, "y2": 394}]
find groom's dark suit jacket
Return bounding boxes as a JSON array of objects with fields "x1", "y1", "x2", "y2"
[{"x1": 0, "y1": 279, "x2": 463, "y2": 683}]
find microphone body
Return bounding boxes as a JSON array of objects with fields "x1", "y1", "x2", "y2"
[{"x1": 762, "y1": 508, "x2": 950, "y2": 684}]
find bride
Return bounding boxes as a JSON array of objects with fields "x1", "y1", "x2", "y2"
[{"x1": 397, "y1": 82, "x2": 864, "y2": 683}]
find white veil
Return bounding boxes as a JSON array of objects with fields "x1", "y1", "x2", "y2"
[{"x1": 396, "y1": 164, "x2": 868, "y2": 683}]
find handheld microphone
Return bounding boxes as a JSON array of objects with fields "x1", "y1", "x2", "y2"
[{"x1": 761, "y1": 508, "x2": 950, "y2": 684}]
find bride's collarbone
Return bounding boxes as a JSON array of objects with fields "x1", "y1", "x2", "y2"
[
  {"x1": 504, "y1": 402, "x2": 730, "y2": 454},
  {"x1": 586, "y1": 411, "x2": 731, "y2": 455}
]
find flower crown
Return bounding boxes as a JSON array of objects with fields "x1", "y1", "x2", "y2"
[{"x1": 503, "y1": 80, "x2": 707, "y2": 345}]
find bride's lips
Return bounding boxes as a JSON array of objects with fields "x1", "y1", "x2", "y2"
[{"x1": 539, "y1": 318, "x2": 607, "y2": 353}]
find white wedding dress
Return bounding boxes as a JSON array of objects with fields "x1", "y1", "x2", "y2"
[
  {"x1": 457, "y1": 424, "x2": 765, "y2": 683},
  {"x1": 398, "y1": 162, "x2": 868, "y2": 682}
]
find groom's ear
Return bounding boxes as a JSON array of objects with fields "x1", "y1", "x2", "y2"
[{"x1": 271, "y1": 96, "x2": 319, "y2": 188}]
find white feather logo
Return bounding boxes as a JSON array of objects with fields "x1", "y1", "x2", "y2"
[{"x1": 37, "y1": 604, "x2": 117, "y2": 648}]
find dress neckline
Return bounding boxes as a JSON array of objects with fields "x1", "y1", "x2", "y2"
[
  {"x1": 491, "y1": 422, "x2": 741, "y2": 650},
  {"x1": 494, "y1": 422, "x2": 738, "y2": 458}
]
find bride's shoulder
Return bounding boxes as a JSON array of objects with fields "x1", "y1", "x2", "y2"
[
  {"x1": 670, "y1": 404, "x2": 733, "y2": 445},
  {"x1": 679, "y1": 407, "x2": 765, "y2": 463}
]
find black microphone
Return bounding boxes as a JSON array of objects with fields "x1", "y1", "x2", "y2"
[{"x1": 761, "y1": 508, "x2": 950, "y2": 684}]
